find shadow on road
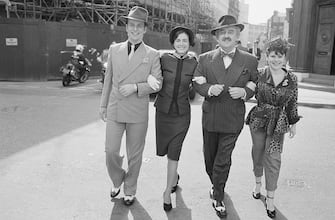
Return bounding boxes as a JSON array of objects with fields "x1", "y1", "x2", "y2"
[
  {"x1": 165, "y1": 187, "x2": 192, "y2": 220},
  {"x1": 259, "y1": 195, "x2": 288, "y2": 220},
  {"x1": 110, "y1": 197, "x2": 153, "y2": 220},
  {"x1": 223, "y1": 193, "x2": 241, "y2": 220}
]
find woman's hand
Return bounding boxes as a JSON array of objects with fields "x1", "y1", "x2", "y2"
[
  {"x1": 192, "y1": 76, "x2": 207, "y2": 85},
  {"x1": 99, "y1": 107, "x2": 107, "y2": 122},
  {"x1": 147, "y1": 74, "x2": 160, "y2": 91},
  {"x1": 289, "y1": 124, "x2": 296, "y2": 138}
]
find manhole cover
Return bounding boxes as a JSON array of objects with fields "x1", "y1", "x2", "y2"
[
  {"x1": 286, "y1": 179, "x2": 306, "y2": 188},
  {"x1": 1, "y1": 105, "x2": 30, "y2": 113}
]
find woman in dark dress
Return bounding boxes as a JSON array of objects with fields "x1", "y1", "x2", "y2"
[
  {"x1": 154, "y1": 26, "x2": 197, "y2": 211},
  {"x1": 246, "y1": 37, "x2": 301, "y2": 219}
]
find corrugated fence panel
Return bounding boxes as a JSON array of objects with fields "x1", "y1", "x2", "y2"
[
  {"x1": 0, "y1": 19, "x2": 25, "y2": 80},
  {"x1": 0, "y1": 19, "x2": 187, "y2": 81}
]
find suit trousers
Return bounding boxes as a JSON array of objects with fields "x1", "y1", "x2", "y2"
[
  {"x1": 105, "y1": 119, "x2": 148, "y2": 196},
  {"x1": 203, "y1": 128, "x2": 239, "y2": 201},
  {"x1": 250, "y1": 127, "x2": 283, "y2": 191}
]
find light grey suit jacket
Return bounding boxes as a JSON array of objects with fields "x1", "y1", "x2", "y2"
[{"x1": 100, "y1": 41, "x2": 162, "y2": 123}]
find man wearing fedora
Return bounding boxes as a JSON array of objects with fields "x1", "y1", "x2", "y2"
[
  {"x1": 99, "y1": 6, "x2": 162, "y2": 206},
  {"x1": 193, "y1": 15, "x2": 258, "y2": 218}
]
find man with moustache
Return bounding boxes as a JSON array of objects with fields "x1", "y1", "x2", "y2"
[
  {"x1": 99, "y1": 6, "x2": 162, "y2": 206},
  {"x1": 193, "y1": 15, "x2": 258, "y2": 218}
]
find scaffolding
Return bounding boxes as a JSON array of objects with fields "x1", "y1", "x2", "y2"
[{"x1": 3, "y1": 0, "x2": 215, "y2": 33}]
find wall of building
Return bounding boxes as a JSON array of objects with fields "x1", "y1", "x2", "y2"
[
  {"x1": 211, "y1": 0, "x2": 229, "y2": 21},
  {"x1": 238, "y1": 0, "x2": 249, "y2": 47},
  {"x1": 289, "y1": 0, "x2": 318, "y2": 73},
  {"x1": 0, "y1": 18, "x2": 174, "y2": 81}
]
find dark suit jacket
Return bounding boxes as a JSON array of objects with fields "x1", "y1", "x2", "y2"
[
  {"x1": 155, "y1": 53, "x2": 198, "y2": 115},
  {"x1": 194, "y1": 48, "x2": 258, "y2": 133}
]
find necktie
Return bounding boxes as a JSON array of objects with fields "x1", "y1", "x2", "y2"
[{"x1": 129, "y1": 44, "x2": 135, "y2": 60}]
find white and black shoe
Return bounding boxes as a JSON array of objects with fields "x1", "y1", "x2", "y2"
[
  {"x1": 110, "y1": 187, "x2": 120, "y2": 198},
  {"x1": 212, "y1": 199, "x2": 227, "y2": 218}
]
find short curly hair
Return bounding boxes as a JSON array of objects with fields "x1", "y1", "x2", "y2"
[{"x1": 266, "y1": 37, "x2": 293, "y2": 56}]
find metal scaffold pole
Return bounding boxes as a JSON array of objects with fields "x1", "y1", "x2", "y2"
[{"x1": 5, "y1": 0, "x2": 215, "y2": 34}]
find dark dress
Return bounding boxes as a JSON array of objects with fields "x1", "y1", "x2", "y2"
[
  {"x1": 155, "y1": 52, "x2": 198, "y2": 161},
  {"x1": 246, "y1": 67, "x2": 301, "y2": 154}
]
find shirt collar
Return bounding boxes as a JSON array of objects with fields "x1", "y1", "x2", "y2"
[
  {"x1": 172, "y1": 51, "x2": 188, "y2": 59},
  {"x1": 220, "y1": 47, "x2": 236, "y2": 55},
  {"x1": 127, "y1": 41, "x2": 142, "y2": 50}
]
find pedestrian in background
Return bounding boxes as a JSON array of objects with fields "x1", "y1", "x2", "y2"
[
  {"x1": 99, "y1": 6, "x2": 162, "y2": 206},
  {"x1": 246, "y1": 37, "x2": 300, "y2": 219},
  {"x1": 154, "y1": 26, "x2": 197, "y2": 212},
  {"x1": 248, "y1": 40, "x2": 261, "y2": 61},
  {"x1": 193, "y1": 15, "x2": 258, "y2": 218}
]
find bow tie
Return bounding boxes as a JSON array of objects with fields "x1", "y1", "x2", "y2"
[{"x1": 222, "y1": 51, "x2": 235, "y2": 59}]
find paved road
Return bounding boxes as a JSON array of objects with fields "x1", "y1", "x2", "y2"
[{"x1": 1, "y1": 79, "x2": 335, "y2": 220}]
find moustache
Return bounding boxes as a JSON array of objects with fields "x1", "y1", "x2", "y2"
[{"x1": 222, "y1": 37, "x2": 231, "y2": 41}]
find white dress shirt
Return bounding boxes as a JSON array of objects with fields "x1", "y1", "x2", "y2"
[{"x1": 221, "y1": 47, "x2": 236, "y2": 68}]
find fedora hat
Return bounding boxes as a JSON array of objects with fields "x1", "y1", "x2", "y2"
[
  {"x1": 169, "y1": 26, "x2": 195, "y2": 46},
  {"x1": 211, "y1": 15, "x2": 244, "y2": 35},
  {"x1": 122, "y1": 6, "x2": 148, "y2": 23}
]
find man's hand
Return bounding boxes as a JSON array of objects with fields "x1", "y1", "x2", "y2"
[
  {"x1": 228, "y1": 87, "x2": 246, "y2": 99},
  {"x1": 147, "y1": 74, "x2": 160, "y2": 91},
  {"x1": 119, "y1": 84, "x2": 137, "y2": 97},
  {"x1": 192, "y1": 76, "x2": 207, "y2": 85},
  {"x1": 99, "y1": 107, "x2": 107, "y2": 122},
  {"x1": 209, "y1": 84, "x2": 225, "y2": 96}
]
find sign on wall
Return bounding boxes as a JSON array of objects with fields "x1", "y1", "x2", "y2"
[
  {"x1": 6, "y1": 38, "x2": 18, "y2": 46},
  {"x1": 66, "y1": 39, "x2": 77, "y2": 47}
]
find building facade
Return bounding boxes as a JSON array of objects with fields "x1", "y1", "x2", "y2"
[
  {"x1": 238, "y1": 0, "x2": 249, "y2": 47},
  {"x1": 267, "y1": 10, "x2": 289, "y2": 40},
  {"x1": 289, "y1": 0, "x2": 335, "y2": 75},
  {"x1": 211, "y1": 0, "x2": 229, "y2": 21},
  {"x1": 248, "y1": 23, "x2": 267, "y2": 47}
]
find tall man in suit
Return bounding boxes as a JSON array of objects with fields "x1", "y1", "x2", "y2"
[
  {"x1": 193, "y1": 15, "x2": 258, "y2": 218},
  {"x1": 99, "y1": 6, "x2": 162, "y2": 206}
]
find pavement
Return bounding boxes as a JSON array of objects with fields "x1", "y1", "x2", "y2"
[{"x1": 1, "y1": 80, "x2": 335, "y2": 220}]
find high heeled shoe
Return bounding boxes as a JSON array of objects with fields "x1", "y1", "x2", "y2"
[
  {"x1": 171, "y1": 174, "x2": 180, "y2": 193},
  {"x1": 163, "y1": 202, "x2": 172, "y2": 212},
  {"x1": 252, "y1": 181, "x2": 261, "y2": 199},
  {"x1": 163, "y1": 192, "x2": 172, "y2": 211},
  {"x1": 265, "y1": 196, "x2": 276, "y2": 219}
]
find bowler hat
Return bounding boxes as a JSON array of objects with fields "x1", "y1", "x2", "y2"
[
  {"x1": 211, "y1": 15, "x2": 244, "y2": 35},
  {"x1": 122, "y1": 6, "x2": 148, "y2": 23},
  {"x1": 169, "y1": 26, "x2": 195, "y2": 47}
]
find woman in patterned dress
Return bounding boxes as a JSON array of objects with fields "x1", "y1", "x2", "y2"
[
  {"x1": 154, "y1": 26, "x2": 197, "y2": 212},
  {"x1": 246, "y1": 37, "x2": 301, "y2": 219}
]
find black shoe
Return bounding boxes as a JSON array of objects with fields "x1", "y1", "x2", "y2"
[
  {"x1": 212, "y1": 200, "x2": 227, "y2": 218},
  {"x1": 123, "y1": 195, "x2": 135, "y2": 206},
  {"x1": 266, "y1": 209, "x2": 276, "y2": 219},
  {"x1": 163, "y1": 203, "x2": 172, "y2": 212},
  {"x1": 110, "y1": 188, "x2": 120, "y2": 198},
  {"x1": 171, "y1": 174, "x2": 180, "y2": 193},
  {"x1": 265, "y1": 196, "x2": 276, "y2": 218},
  {"x1": 252, "y1": 181, "x2": 261, "y2": 199},
  {"x1": 252, "y1": 191, "x2": 261, "y2": 199}
]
